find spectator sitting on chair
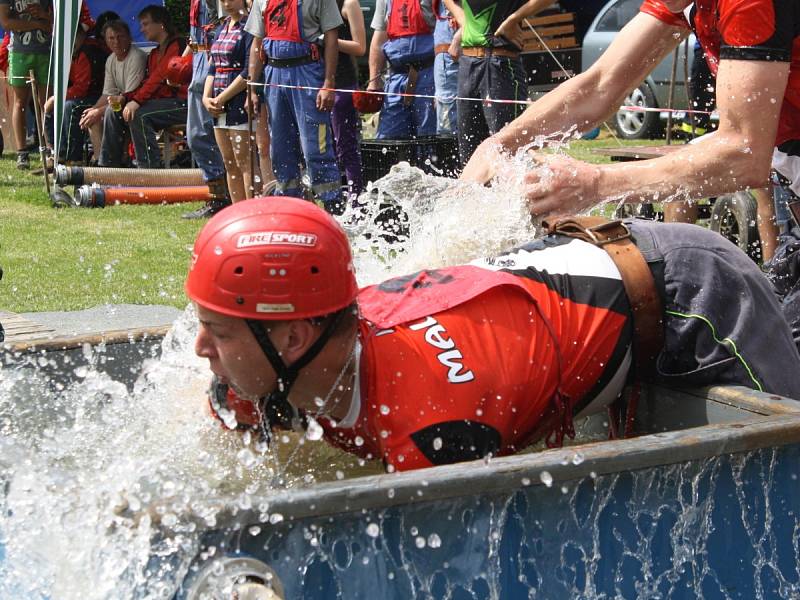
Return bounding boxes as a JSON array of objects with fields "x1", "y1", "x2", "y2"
[
  {"x1": 99, "y1": 5, "x2": 187, "y2": 169},
  {"x1": 0, "y1": 0, "x2": 52, "y2": 170},
  {"x1": 43, "y1": 26, "x2": 107, "y2": 166},
  {"x1": 79, "y1": 20, "x2": 147, "y2": 167}
]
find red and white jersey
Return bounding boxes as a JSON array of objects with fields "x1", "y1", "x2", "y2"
[
  {"x1": 321, "y1": 236, "x2": 634, "y2": 471},
  {"x1": 641, "y1": 0, "x2": 800, "y2": 146}
]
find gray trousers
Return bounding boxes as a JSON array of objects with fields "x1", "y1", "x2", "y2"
[
  {"x1": 99, "y1": 98, "x2": 187, "y2": 168},
  {"x1": 629, "y1": 219, "x2": 800, "y2": 399}
]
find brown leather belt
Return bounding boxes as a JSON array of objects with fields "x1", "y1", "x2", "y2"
[
  {"x1": 435, "y1": 43, "x2": 451, "y2": 55},
  {"x1": 189, "y1": 42, "x2": 211, "y2": 52},
  {"x1": 461, "y1": 46, "x2": 519, "y2": 58},
  {"x1": 544, "y1": 216, "x2": 664, "y2": 380}
]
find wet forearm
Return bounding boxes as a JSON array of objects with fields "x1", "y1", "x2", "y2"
[{"x1": 596, "y1": 134, "x2": 772, "y2": 205}]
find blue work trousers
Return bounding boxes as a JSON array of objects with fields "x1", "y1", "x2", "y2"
[
  {"x1": 377, "y1": 65, "x2": 436, "y2": 139},
  {"x1": 187, "y1": 51, "x2": 225, "y2": 182},
  {"x1": 264, "y1": 61, "x2": 341, "y2": 206},
  {"x1": 434, "y1": 52, "x2": 458, "y2": 135}
]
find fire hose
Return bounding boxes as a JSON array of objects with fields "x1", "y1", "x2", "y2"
[
  {"x1": 56, "y1": 166, "x2": 206, "y2": 187},
  {"x1": 76, "y1": 185, "x2": 211, "y2": 208}
]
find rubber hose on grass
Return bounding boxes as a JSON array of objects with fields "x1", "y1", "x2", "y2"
[
  {"x1": 77, "y1": 185, "x2": 211, "y2": 208},
  {"x1": 56, "y1": 166, "x2": 206, "y2": 187}
]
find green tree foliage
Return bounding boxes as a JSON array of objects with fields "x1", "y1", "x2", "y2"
[{"x1": 164, "y1": 0, "x2": 189, "y2": 36}]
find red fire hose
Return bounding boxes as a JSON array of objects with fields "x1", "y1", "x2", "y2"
[{"x1": 77, "y1": 185, "x2": 210, "y2": 207}]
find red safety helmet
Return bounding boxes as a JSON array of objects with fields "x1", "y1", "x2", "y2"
[
  {"x1": 165, "y1": 54, "x2": 193, "y2": 87},
  {"x1": 352, "y1": 90, "x2": 384, "y2": 114},
  {"x1": 186, "y1": 196, "x2": 359, "y2": 321}
]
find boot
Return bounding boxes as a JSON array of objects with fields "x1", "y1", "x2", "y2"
[{"x1": 182, "y1": 177, "x2": 231, "y2": 219}]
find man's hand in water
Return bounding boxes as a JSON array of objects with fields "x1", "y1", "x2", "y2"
[
  {"x1": 523, "y1": 153, "x2": 602, "y2": 219},
  {"x1": 459, "y1": 138, "x2": 502, "y2": 184}
]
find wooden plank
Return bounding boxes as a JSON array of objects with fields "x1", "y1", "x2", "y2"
[
  {"x1": 5, "y1": 325, "x2": 171, "y2": 353},
  {"x1": 526, "y1": 12, "x2": 574, "y2": 27},
  {"x1": 592, "y1": 144, "x2": 683, "y2": 161},
  {"x1": 521, "y1": 24, "x2": 575, "y2": 40},
  {"x1": 522, "y1": 36, "x2": 578, "y2": 52}
]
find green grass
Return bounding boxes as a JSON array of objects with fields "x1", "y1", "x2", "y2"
[
  {"x1": 0, "y1": 155, "x2": 206, "y2": 313},
  {"x1": 0, "y1": 132, "x2": 668, "y2": 313}
]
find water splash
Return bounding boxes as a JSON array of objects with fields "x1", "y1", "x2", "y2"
[
  {"x1": 343, "y1": 160, "x2": 538, "y2": 285},
  {"x1": 0, "y1": 307, "x2": 377, "y2": 599}
]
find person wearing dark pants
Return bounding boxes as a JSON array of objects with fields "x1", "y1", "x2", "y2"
[
  {"x1": 44, "y1": 27, "x2": 107, "y2": 165},
  {"x1": 128, "y1": 97, "x2": 189, "y2": 167},
  {"x1": 445, "y1": 0, "x2": 551, "y2": 163},
  {"x1": 454, "y1": 51, "x2": 525, "y2": 163},
  {"x1": 331, "y1": 0, "x2": 366, "y2": 199},
  {"x1": 680, "y1": 40, "x2": 715, "y2": 136},
  {"x1": 183, "y1": 0, "x2": 230, "y2": 220}
]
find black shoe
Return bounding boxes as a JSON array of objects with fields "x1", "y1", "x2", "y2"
[
  {"x1": 182, "y1": 199, "x2": 231, "y2": 220},
  {"x1": 16, "y1": 152, "x2": 30, "y2": 170}
]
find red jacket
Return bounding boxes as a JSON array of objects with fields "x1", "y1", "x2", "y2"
[
  {"x1": 125, "y1": 37, "x2": 188, "y2": 105},
  {"x1": 66, "y1": 43, "x2": 107, "y2": 100},
  {"x1": 641, "y1": 0, "x2": 800, "y2": 146}
]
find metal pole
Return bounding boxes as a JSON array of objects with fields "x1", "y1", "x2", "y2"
[
  {"x1": 28, "y1": 69, "x2": 51, "y2": 195},
  {"x1": 683, "y1": 38, "x2": 695, "y2": 138},
  {"x1": 665, "y1": 46, "x2": 679, "y2": 146}
]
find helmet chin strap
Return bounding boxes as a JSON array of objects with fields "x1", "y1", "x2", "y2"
[{"x1": 245, "y1": 309, "x2": 348, "y2": 442}]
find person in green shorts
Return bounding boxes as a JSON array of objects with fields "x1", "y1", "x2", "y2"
[{"x1": 0, "y1": 0, "x2": 52, "y2": 169}]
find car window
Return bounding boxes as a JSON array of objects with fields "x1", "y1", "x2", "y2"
[{"x1": 594, "y1": 0, "x2": 644, "y2": 33}]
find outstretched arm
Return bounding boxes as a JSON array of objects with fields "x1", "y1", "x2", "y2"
[
  {"x1": 522, "y1": 57, "x2": 788, "y2": 217},
  {"x1": 460, "y1": 12, "x2": 685, "y2": 184}
]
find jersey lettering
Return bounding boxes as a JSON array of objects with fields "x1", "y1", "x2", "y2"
[{"x1": 408, "y1": 315, "x2": 475, "y2": 383}]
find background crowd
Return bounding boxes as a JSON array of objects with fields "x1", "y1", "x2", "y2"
[{"x1": 0, "y1": 0, "x2": 573, "y2": 219}]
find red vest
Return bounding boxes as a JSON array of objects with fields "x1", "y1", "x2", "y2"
[
  {"x1": 264, "y1": 0, "x2": 304, "y2": 42},
  {"x1": 190, "y1": 0, "x2": 201, "y2": 28},
  {"x1": 322, "y1": 261, "x2": 631, "y2": 471},
  {"x1": 387, "y1": 0, "x2": 432, "y2": 39}
]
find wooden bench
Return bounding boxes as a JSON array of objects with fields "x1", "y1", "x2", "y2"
[
  {"x1": 520, "y1": 11, "x2": 581, "y2": 91},
  {"x1": 521, "y1": 12, "x2": 579, "y2": 53},
  {"x1": 592, "y1": 144, "x2": 684, "y2": 162}
]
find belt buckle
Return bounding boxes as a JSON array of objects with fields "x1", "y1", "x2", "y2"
[{"x1": 585, "y1": 220, "x2": 631, "y2": 246}]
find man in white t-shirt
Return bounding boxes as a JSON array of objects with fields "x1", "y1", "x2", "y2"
[{"x1": 79, "y1": 20, "x2": 146, "y2": 164}]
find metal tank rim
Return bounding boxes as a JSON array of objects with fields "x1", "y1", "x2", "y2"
[{"x1": 176, "y1": 385, "x2": 800, "y2": 531}]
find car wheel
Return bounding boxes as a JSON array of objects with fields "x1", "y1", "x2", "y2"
[
  {"x1": 709, "y1": 191, "x2": 761, "y2": 261},
  {"x1": 614, "y1": 84, "x2": 662, "y2": 140}
]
